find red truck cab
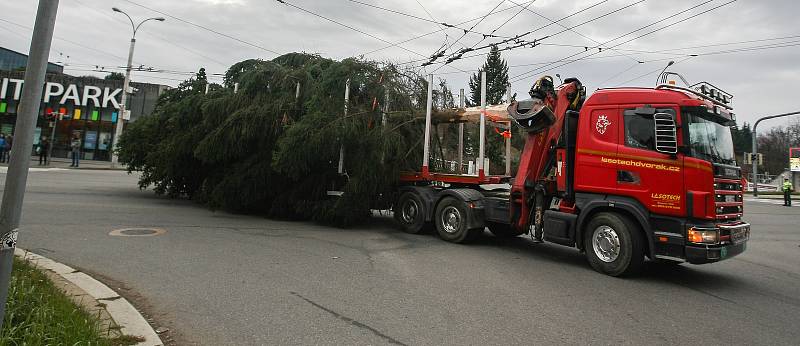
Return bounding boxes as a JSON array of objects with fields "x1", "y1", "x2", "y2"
[{"x1": 568, "y1": 83, "x2": 749, "y2": 268}]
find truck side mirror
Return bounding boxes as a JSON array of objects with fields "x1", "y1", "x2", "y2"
[{"x1": 653, "y1": 112, "x2": 678, "y2": 155}]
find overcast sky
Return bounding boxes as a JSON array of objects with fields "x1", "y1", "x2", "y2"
[{"x1": 2, "y1": 0, "x2": 799, "y2": 128}]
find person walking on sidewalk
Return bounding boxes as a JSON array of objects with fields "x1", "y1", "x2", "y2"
[
  {"x1": 38, "y1": 136, "x2": 50, "y2": 165},
  {"x1": 3, "y1": 135, "x2": 11, "y2": 163},
  {"x1": 0, "y1": 134, "x2": 6, "y2": 163},
  {"x1": 784, "y1": 178, "x2": 794, "y2": 207},
  {"x1": 70, "y1": 135, "x2": 81, "y2": 167}
]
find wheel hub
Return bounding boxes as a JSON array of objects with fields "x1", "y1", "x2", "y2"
[
  {"x1": 401, "y1": 200, "x2": 418, "y2": 223},
  {"x1": 592, "y1": 225, "x2": 620, "y2": 263},
  {"x1": 441, "y1": 206, "x2": 461, "y2": 234}
]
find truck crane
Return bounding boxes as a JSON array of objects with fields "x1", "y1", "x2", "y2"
[{"x1": 394, "y1": 71, "x2": 749, "y2": 276}]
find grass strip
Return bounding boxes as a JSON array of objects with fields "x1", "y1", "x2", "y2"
[{"x1": 0, "y1": 257, "x2": 140, "y2": 345}]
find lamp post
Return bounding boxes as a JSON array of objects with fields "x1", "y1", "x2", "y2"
[
  {"x1": 110, "y1": 7, "x2": 164, "y2": 168},
  {"x1": 751, "y1": 111, "x2": 800, "y2": 197},
  {"x1": 46, "y1": 111, "x2": 62, "y2": 165}
]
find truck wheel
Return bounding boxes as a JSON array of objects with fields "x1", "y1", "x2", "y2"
[
  {"x1": 394, "y1": 192, "x2": 429, "y2": 234},
  {"x1": 584, "y1": 212, "x2": 644, "y2": 277},
  {"x1": 435, "y1": 197, "x2": 482, "y2": 243},
  {"x1": 487, "y1": 222, "x2": 523, "y2": 238}
]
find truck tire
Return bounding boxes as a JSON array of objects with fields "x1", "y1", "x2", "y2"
[
  {"x1": 394, "y1": 192, "x2": 429, "y2": 234},
  {"x1": 487, "y1": 222, "x2": 523, "y2": 238},
  {"x1": 435, "y1": 197, "x2": 482, "y2": 243},
  {"x1": 584, "y1": 212, "x2": 644, "y2": 277}
]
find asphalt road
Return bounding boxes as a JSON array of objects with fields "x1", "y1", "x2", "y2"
[{"x1": 3, "y1": 168, "x2": 800, "y2": 345}]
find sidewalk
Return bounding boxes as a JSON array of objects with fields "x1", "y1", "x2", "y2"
[{"x1": 0, "y1": 156, "x2": 125, "y2": 170}]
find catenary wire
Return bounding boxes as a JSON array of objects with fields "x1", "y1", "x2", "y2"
[
  {"x1": 505, "y1": 0, "x2": 642, "y2": 63},
  {"x1": 274, "y1": 0, "x2": 470, "y2": 74},
  {"x1": 509, "y1": 0, "x2": 734, "y2": 82},
  {"x1": 358, "y1": 1, "x2": 535, "y2": 57},
  {"x1": 123, "y1": 0, "x2": 281, "y2": 55}
]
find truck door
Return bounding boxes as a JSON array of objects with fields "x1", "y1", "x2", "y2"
[
  {"x1": 574, "y1": 106, "x2": 620, "y2": 195},
  {"x1": 616, "y1": 106, "x2": 684, "y2": 217}
]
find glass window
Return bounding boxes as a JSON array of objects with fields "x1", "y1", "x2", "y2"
[
  {"x1": 623, "y1": 108, "x2": 675, "y2": 151},
  {"x1": 624, "y1": 111, "x2": 655, "y2": 151},
  {"x1": 685, "y1": 110, "x2": 736, "y2": 165}
]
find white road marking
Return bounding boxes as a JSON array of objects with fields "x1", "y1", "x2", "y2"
[
  {"x1": 0, "y1": 167, "x2": 68, "y2": 173},
  {"x1": 745, "y1": 197, "x2": 797, "y2": 207}
]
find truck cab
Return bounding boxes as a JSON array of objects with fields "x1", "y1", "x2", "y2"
[{"x1": 570, "y1": 83, "x2": 749, "y2": 269}]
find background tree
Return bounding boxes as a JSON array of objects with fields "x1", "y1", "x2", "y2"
[
  {"x1": 466, "y1": 45, "x2": 510, "y2": 174},
  {"x1": 467, "y1": 45, "x2": 509, "y2": 106},
  {"x1": 757, "y1": 121, "x2": 800, "y2": 177},
  {"x1": 104, "y1": 72, "x2": 125, "y2": 81}
]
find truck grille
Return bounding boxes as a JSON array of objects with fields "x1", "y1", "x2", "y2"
[{"x1": 714, "y1": 177, "x2": 743, "y2": 221}]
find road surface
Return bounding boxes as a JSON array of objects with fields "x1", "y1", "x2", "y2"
[{"x1": 3, "y1": 168, "x2": 800, "y2": 345}]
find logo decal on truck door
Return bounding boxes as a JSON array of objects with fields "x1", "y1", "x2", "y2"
[{"x1": 596, "y1": 115, "x2": 611, "y2": 134}]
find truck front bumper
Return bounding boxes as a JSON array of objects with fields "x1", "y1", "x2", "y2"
[{"x1": 685, "y1": 241, "x2": 747, "y2": 264}]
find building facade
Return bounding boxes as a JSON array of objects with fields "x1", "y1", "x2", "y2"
[
  {"x1": 0, "y1": 64, "x2": 167, "y2": 161},
  {"x1": 0, "y1": 47, "x2": 64, "y2": 74}
]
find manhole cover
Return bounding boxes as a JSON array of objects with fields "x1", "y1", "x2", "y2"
[{"x1": 109, "y1": 228, "x2": 166, "y2": 237}]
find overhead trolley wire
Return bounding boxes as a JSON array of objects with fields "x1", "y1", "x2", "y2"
[
  {"x1": 395, "y1": 0, "x2": 609, "y2": 67},
  {"x1": 357, "y1": 1, "x2": 534, "y2": 57},
  {"x1": 345, "y1": 0, "x2": 495, "y2": 39},
  {"x1": 509, "y1": 0, "x2": 736, "y2": 82},
  {"x1": 505, "y1": 0, "x2": 643, "y2": 63},
  {"x1": 431, "y1": 0, "x2": 537, "y2": 71},
  {"x1": 123, "y1": 0, "x2": 282, "y2": 55},
  {"x1": 414, "y1": 0, "x2": 639, "y2": 69},
  {"x1": 275, "y1": 0, "x2": 471, "y2": 74},
  {"x1": 0, "y1": 17, "x2": 128, "y2": 62},
  {"x1": 71, "y1": 0, "x2": 230, "y2": 68},
  {"x1": 424, "y1": 0, "x2": 507, "y2": 66}
]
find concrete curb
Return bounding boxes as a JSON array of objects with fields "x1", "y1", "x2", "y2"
[{"x1": 14, "y1": 248, "x2": 162, "y2": 346}]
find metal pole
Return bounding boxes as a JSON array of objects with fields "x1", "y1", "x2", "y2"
[
  {"x1": 505, "y1": 82, "x2": 512, "y2": 176},
  {"x1": 338, "y1": 78, "x2": 350, "y2": 174},
  {"x1": 0, "y1": 0, "x2": 59, "y2": 329},
  {"x1": 381, "y1": 92, "x2": 389, "y2": 163},
  {"x1": 422, "y1": 74, "x2": 433, "y2": 176},
  {"x1": 47, "y1": 114, "x2": 58, "y2": 165},
  {"x1": 110, "y1": 37, "x2": 135, "y2": 168},
  {"x1": 381, "y1": 92, "x2": 389, "y2": 128},
  {"x1": 458, "y1": 88, "x2": 464, "y2": 174},
  {"x1": 479, "y1": 70, "x2": 486, "y2": 178},
  {"x1": 751, "y1": 111, "x2": 800, "y2": 197}
]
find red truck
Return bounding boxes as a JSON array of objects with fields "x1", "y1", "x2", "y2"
[{"x1": 394, "y1": 72, "x2": 750, "y2": 276}]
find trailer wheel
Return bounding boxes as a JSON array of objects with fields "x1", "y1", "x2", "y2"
[
  {"x1": 394, "y1": 192, "x2": 429, "y2": 234},
  {"x1": 435, "y1": 197, "x2": 482, "y2": 243},
  {"x1": 584, "y1": 212, "x2": 644, "y2": 277},
  {"x1": 487, "y1": 222, "x2": 523, "y2": 238}
]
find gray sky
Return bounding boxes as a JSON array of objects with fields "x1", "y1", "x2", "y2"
[{"x1": 2, "y1": 0, "x2": 799, "y2": 128}]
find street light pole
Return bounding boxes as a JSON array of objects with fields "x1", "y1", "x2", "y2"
[
  {"x1": 109, "y1": 8, "x2": 164, "y2": 168},
  {"x1": 751, "y1": 111, "x2": 800, "y2": 197},
  {"x1": 0, "y1": 0, "x2": 59, "y2": 329}
]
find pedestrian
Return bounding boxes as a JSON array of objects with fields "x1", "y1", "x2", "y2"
[
  {"x1": 0, "y1": 134, "x2": 6, "y2": 163},
  {"x1": 38, "y1": 136, "x2": 50, "y2": 165},
  {"x1": 70, "y1": 135, "x2": 81, "y2": 167},
  {"x1": 3, "y1": 134, "x2": 10, "y2": 163},
  {"x1": 784, "y1": 178, "x2": 794, "y2": 207}
]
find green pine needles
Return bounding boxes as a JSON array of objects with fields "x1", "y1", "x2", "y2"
[{"x1": 118, "y1": 53, "x2": 431, "y2": 226}]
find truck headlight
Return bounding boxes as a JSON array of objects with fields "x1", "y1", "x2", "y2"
[{"x1": 688, "y1": 227, "x2": 719, "y2": 244}]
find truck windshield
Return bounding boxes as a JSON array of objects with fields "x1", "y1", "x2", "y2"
[{"x1": 685, "y1": 111, "x2": 736, "y2": 165}]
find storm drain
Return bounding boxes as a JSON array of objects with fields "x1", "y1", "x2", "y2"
[{"x1": 109, "y1": 228, "x2": 166, "y2": 237}]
